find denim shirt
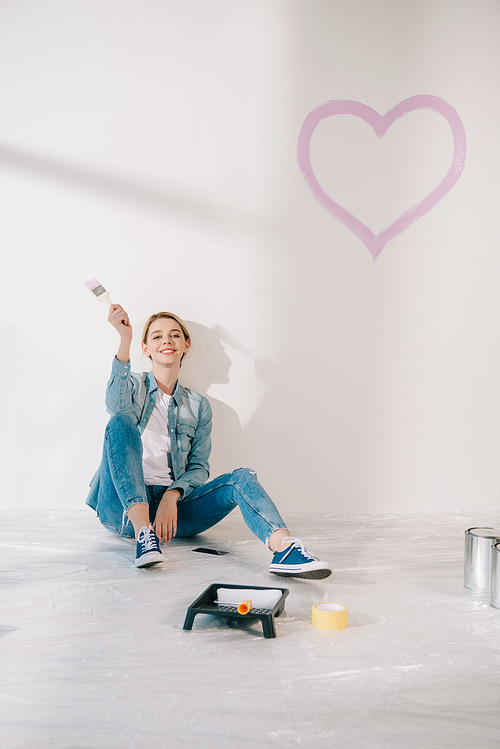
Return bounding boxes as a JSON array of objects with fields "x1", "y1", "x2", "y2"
[{"x1": 86, "y1": 357, "x2": 212, "y2": 509}]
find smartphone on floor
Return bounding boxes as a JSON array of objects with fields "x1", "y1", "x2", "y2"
[{"x1": 190, "y1": 547, "x2": 230, "y2": 556}]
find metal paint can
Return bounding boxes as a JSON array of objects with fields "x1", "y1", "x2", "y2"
[
  {"x1": 491, "y1": 543, "x2": 500, "y2": 610},
  {"x1": 464, "y1": 527, "x2": 500, "y2": 592}
]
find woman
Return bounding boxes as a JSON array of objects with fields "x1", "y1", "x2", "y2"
[{"x1": 86, "y1": 304, "x2": 332, "y2": 579}]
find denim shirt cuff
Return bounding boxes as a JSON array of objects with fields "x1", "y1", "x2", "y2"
[
  {"x1": 170, "y1": 480, "x2": 187, "y2": 499},
  {"x1": 112, "y1": 356, "x2": 131, "y2": 377}
]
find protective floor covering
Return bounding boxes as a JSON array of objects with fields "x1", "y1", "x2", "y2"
[{"x1": 2, "y1": 509, "x2": 500, "y2": 749}]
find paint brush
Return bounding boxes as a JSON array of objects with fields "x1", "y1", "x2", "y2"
[{"x1": 84, "y1": 278, "x2": 113, "y2": 305}]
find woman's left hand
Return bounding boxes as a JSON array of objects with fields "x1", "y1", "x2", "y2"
[{"x1": 153, "y1": 489, "x2": 180, "y2": 543}]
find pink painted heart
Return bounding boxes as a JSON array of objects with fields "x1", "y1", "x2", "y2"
[{"x1": 297, "y1": 95, "x2": 466, "y2": 259}]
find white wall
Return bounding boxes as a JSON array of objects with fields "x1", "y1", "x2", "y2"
[{"x1": 1, "y1": 0, "x2": 500, "y2": 513}]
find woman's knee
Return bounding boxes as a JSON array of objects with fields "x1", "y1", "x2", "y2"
[
  {"x1": 105, "y1": 413, "x2": 138, "y2": 438},
  {"x1": 230, "y1": 467, "x2": 259, "y2": 485},
  {"x1": 104, "y1": 414, "x2": 143, "y2": 461}
]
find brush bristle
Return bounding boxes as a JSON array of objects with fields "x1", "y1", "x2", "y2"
[
  {"x1": 84, "y1": 278, "x2": 108, "y2": 297},
  {"x1": 84, "y1": 278, "x2": 101, "y2": 291}
]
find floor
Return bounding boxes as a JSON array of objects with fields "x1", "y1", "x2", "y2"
[{"x1": 2, "y1": 508, "x2": 500, "y2": 749}]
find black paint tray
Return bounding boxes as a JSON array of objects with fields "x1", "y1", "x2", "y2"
[{"x1": 183, "y1": 583, "x2": 289, "y2": 638}]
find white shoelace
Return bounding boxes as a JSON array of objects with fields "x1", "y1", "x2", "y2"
[
  {"x1": 138, "y1": 525, "x2": 158, "y2": 551},
  {"x1": 281, "y1": 536, "x2": 318, "y2": 561}
]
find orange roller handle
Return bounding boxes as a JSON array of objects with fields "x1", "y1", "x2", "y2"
[{"x1": 237, "y1": 600, "x2": 253, "y2": 615}]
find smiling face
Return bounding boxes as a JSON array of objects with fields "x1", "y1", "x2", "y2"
[{"x1": 141, "y1": 316, "x2": 190, "y2": 368}]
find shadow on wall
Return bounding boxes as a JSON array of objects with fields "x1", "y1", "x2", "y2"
[
  {"x1": 0, "y1": 144, "x2": 260, "y2": 230},
  {"x1": 180, "y1": 321, "x2": 245, "y2": 477},
  {"x1": 179, "y1": 321, "x2": 311, "y2": 509}
]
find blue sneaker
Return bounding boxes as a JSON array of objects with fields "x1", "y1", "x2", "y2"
[
  {"x1": 269, "y1": 537, "x2": 332, "y2": 580},
  {"x1": 135, "y1": 525, "x2": 163, "y2": 568}
]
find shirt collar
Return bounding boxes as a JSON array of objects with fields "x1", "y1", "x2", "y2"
[
  {"x1": 146, "y1": 372, "x2": 182, "y2": 405},
  {"x1": 146, "y1": 371, "x2": 158, "y2": 394},
  {"x1": 171, "y1": 380, "x2": 182, "y2": 406}
]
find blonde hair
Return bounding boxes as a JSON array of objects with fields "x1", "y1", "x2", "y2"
[{"x1": 142, "y1": 312, "x2": 191, "y2": 366}]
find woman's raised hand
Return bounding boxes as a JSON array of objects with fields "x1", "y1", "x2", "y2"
[
  {"x1": 108, "y1": 304, "x2": 132, "y2": 363},
  {"x1": 108, "y1": 304, "x2": 133, "y2": 340}
]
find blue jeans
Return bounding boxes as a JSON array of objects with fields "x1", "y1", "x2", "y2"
[{"x1": 96, "y1": 414, "x2": 287, "y2": 545}]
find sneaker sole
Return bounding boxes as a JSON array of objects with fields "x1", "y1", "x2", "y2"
[
  {"x1": 269, "y1": 567, "x2": 332, "y2": 580},
  {"x1": 135, "y1": 553, "x2": 163, "y2": 568}
]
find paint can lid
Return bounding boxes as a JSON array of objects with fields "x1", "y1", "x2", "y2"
[{"x1": 466, "y1": 527, "x2": 500, "y2": 538}]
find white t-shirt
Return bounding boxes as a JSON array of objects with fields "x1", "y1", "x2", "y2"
[{"x1": 141, "y1": 391, "x2": 173, "y2": 486}]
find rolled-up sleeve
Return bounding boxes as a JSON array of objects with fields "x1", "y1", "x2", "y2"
[{"x1": 105, "y1": 357, "x2": 137, "y2": 417}]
